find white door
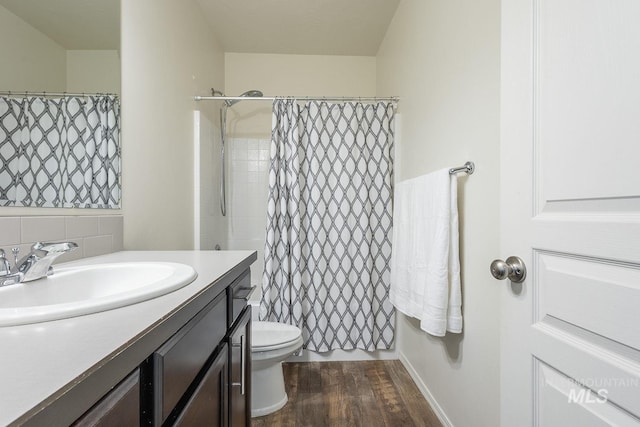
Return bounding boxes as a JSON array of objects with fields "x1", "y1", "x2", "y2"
[{"x1": 500, "y1": 0, "x2": 640, "y2": 425}]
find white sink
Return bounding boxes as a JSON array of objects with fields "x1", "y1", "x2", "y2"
[{"x1": 0, "y1": 262, "x2": 197, "y2": 326}]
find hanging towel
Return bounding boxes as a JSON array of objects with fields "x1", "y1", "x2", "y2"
[{"x1": 390, "y1": 168, "x2": 463, "y2": 336}]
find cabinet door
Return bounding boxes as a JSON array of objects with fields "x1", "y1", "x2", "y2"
[
  {"x1": 229, "y1": 307, "x2": 251, "y2": 427},
  {"x1": 72, "y1": 370, "x2": 139, "y2": 427},
  {"x1": 174, "y1": 345, "x2": 228, "y2": 426},
  {"x1": 149, "y1": 290, "x2": 227, "y2": 425}
]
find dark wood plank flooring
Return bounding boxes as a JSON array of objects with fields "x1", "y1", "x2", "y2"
[{"x1": 252, "y1": 360, "x2": 442, "y2": 427}]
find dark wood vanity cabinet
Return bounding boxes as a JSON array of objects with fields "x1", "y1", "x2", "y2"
[
  {"x1": 136, "y1": 268, "x2": 252, "y2": 427},
  {"x1": 11, "y1": 254, "x2": 257, "y2": 427}
]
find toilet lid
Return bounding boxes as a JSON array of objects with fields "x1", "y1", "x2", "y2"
[{"x1": 252, "y1": 321, "x2": 302, "y2": 351}]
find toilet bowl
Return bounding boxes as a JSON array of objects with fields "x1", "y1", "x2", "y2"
[{"x1": 250, "y1": 299, "x2": 303, "y2": 417}]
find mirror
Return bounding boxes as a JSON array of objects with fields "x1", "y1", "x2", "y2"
[{"x1": 0, "y1": 0, "x2": 121, "y2": 209}]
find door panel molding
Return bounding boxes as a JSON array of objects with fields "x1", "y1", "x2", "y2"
[{"x1": 535, "y1": 358, "x2": 640, "y2": 426}]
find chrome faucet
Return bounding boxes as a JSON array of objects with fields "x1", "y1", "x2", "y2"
[
  {"x1": 0, "y1": 242, "x2": 78, "y2": 287},
  {"x1": 0, "y1": 249, "x2": 22, "y2": 287}
]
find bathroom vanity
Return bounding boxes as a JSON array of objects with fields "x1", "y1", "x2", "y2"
[{"x1": 0, "y1": 250, "x2": 256, "y2": 426}]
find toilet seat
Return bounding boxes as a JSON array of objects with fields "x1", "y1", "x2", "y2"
[{"x1": 252, "y1": 321, "x2": 302, "y2": 352}]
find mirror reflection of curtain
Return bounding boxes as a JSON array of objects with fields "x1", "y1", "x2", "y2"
[
  {"x1": 0, "y1": 95, "x2": 121, "y2": 208},
  {"x1": 261, "y1": 98, "x2": 395, "y2": 352}
]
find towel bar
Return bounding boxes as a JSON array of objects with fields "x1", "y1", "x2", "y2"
[{"x1": 449, "y1": 161, "x2": 475, "y2": 175}]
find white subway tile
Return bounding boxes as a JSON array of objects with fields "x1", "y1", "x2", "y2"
[
  {"x1": 247, "y1": 161, "x2": 259, "y2": 172},
  {"x1": 248, "y1": 139, "x2": 260, "y2": 151},
  {"x1": 234, "y1": 138, "x2": 248, "y2": 150},
  {"x1": 65, "y1": 216, "x2": 99, "y2": 238},
  {"x1": 232, "y1": 148, "x2": 248, "y2": 160},
  {"x1": 98, "y1": 215, "x2": 123, "y2": 235},
  {"x1": 248, "y1": 150, "x2": 259, "y2": 161},
  {"x1": 247, "y1": 172, "x2": 261, "y2": 183},
  {"x1": 22, "y1": 217, "x2": 66, "y2": 243},
  {"x1": 83, "y1": 235, "x2": 113, "y2": 258},
  {"x1": 100, "y1": 216, "x2": 124, "y2": 252},
  {"x1": 0, "y1": 217, "x2": 21, "y2": 246},
  {"x1": 258, "y1": 160, "x2": 269, "y2": 172}
]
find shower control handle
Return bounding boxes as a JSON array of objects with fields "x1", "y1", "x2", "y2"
[{"x1": 490, "y1": 256, "x2": 527, "y2": 283}]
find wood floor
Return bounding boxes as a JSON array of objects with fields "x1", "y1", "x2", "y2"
[{"x1": 251, "y1": 360, "x2": 442, "y2": 427}]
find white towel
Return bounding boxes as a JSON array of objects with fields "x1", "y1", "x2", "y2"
[{"x1": 390, "y1": 168, "x2": 463, "y2": 336}]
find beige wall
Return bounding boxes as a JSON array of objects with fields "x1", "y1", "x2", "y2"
[
  {"x1": 224, "y1": 53, "x2": 377, "y2": 138},
  {"x1": 377, "y1": 0, "x2": 501, "y2": 425},
  {"x1": 0, "y1": 5, "x2": 66, "y2": 93},
  {"x1": 66, "y1": 50, "x2": 121, "y2": 94},
  {"x1": 120, "y1": 0, "x2": 224, "y2": 250}
]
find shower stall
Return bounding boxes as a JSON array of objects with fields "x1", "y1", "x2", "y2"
[
  {"x1": 195, "y1": 91, "x2": 399, "y2": 361},
  {"x1": 195, "y1": 88, "x2": 271, "y2": 285}
]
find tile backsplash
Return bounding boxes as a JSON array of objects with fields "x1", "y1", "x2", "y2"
[{"x1": 0, "y1": 215, "x2": 123, "y2": 265}]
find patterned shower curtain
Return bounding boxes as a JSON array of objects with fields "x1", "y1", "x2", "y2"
[
  {"x1": 0, "y1": 95, "x2": 121, "y2": 208},
  {"x1": 261, "y1": 98, "x2": 395, "y2": 352}
]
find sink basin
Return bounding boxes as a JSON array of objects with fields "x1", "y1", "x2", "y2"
[{"x1": 0, "y1": 262, "x2": 197, "y2": 326}]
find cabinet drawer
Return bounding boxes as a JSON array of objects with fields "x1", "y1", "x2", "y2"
[
  {"x1": 227, "y1": 269, "x2": 252, "y2": 327},
  {"x1": 72, "y1": 369, "x2": 139, "y2": 427},
  {"x1": 154, "y1": 290, "x2": 227, "y2": 424}
]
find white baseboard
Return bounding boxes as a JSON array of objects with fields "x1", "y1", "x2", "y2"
[{"x1": 398, "y1": 351, "x2": 454, "y2": 427}]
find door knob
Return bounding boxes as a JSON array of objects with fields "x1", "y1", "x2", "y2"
[{"x1": 490, "y1": 256, "x2": 527, "y2": 283}]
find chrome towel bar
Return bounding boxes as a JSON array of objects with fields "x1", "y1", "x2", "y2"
[{"x1": 449, "y1": 161, "x2": 475, "y2": 175}]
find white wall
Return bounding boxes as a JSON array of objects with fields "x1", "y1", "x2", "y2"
[
  {"x1": 0, "y1": 5, "x2": 66, "y2": 93},
  {"x1": 121, "y1": 0, "x2": 224, "y2": 250},
  {"x1": 224, "y1": 53, "x2": 377, "y2": 139},
  {"x1": 377, "y1": 0, "x2": 501, "y2": 426},
  {"x1": 66, "y1": 50, "x2": 121, "y2": 94}
]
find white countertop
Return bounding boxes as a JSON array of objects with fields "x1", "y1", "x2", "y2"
[{"x1": 0, "y1": 250, "x2": 256, "y2": 426}]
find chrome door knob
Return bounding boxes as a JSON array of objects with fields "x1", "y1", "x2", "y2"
[{"x1": 490, "y1": 256, "x2": 527, "y2": 283}]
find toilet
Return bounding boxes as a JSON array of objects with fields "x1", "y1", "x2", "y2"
[{"x1": 250, "y1": 296, "x2": 303, "y2": 417}]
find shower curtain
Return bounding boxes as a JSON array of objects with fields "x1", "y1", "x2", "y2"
[
  {"x1": 261, "y1": 98, "x2": 395, "y2": 352},
  {"x1": 0, "y1": 95, "x2": 120, "y2": 208}
]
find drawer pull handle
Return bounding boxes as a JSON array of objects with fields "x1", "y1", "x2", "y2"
[
  {"x1": 233, "y1": 286, "x2": 256, "y2": 301},
  {"x1": 240, "y1": 335, "x2": 246, "y2": 395},
  {"x1": 231, "y1": 335, "x2": 246, "y2": 395}
]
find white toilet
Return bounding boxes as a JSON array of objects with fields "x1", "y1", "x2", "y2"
[{"x1": 250, "y1": 297, "x2": 303, "y2": 417}]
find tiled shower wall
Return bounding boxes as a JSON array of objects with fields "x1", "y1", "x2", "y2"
[
  {"x1": 228, "y1": 137, "x2": 270, "y2": 285},
  {"x1": 0, "y1": 215, "x2": 123, "y2": 265}
]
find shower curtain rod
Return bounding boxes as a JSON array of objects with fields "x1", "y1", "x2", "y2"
[
  {"x1": 194, "y1": 95, "x2": 399, "y2": 102},
  {"x1": 0, "y1": 91, "x2": 118, "y2": 98}
]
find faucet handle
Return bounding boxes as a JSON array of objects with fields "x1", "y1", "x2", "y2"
[
  {"x1": 11, "y1": 247, "x2": 19, "y2": 267},
  {"x1": 0, "y1": 249, "x2": 10, "y2": 275}
]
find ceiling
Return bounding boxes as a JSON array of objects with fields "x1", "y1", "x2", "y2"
[
  {"x1": 0, "y1": 0, "x2": 119, "y2": 50},
  {"x1": 0, "y1": 0, "x2": 399, "y2": 56},
  {"x1": 195, "y1": 0, "x2": 400, "y2": 56}
]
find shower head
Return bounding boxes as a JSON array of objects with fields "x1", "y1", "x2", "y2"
[{"x1": 225, "y1": 90, "x2": 263, "y2": 107}]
